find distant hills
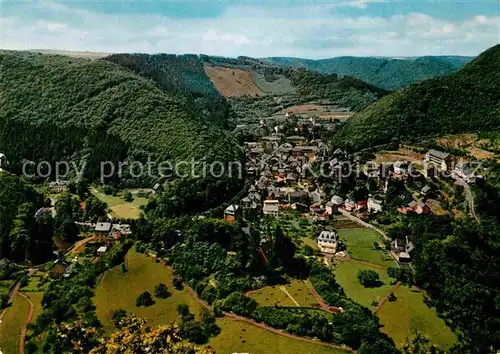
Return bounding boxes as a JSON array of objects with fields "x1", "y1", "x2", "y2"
[
  {"x1": 332, "y1": 45, "x2": 500, "y2": 151},
  {"x1": 264, "y1": 55, "x2": 474, "y2": 90}
]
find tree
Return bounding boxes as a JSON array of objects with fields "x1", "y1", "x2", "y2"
[
  {"x1": 89, "y1": 314, "x2": 215, "y2": 354},
  {"x1": 357, "y1": 270, "x2": 381, "y2": 288},
  {"x1": 123, "y1": 191, "x2": 133, "y2": 202},
  {"x1": 135, "y1": 291, "x2": 154, "y2": 307},
  {"x1": 154, "y1": 283, "x2": 171, "y2": 299}
]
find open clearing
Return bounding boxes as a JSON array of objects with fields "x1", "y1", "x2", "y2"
[
  {"x1": 91, "y1": 189, "x2": 147, "y2": 219},
  {"x1": 275, "y1": 104, "x2": 353, "y2": 119},
  {"x1": 210, "y1": 318, "x2": 350, "y2": 354},
  {"x1": 334, "y1": 261, "x2": 393, "y2": 308},
  {"x1": 94, "y1": 248, "x2": 202, "y2": 333},
  {"x1": 249, "y1": 280, "x2": 319, "y2": 308},
  {"x1": 337, "y1": 228, "x2": 395, "y2": 268},
  {"x1": 204, "y1": 65, "x2": 264, "y2": 98},
  {"x1": 0, "y1": 294, "x2": 30, "y2": 354},
  {"x1": 377, "y1": 286, "x2": 457, "y2": 351}
]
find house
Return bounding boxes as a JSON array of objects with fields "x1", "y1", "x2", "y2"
[
  {"x1": 420, "y1": 185, "x2": 431, "y2": 196},
  {"x1": 95, "y1": 222, "x2": 112, "y2": 235},
  {"x1": 310, "y1": 190, "x2": 321, "y2": 204},
  {"x1": 63, "y1": 263, "x2": 75, "y2": 278},
  {"x1": 317, "y1": 231, "x2": 338, "y2": 254},
  {"x1": 392, "y1": 236, "x2": 415, "y2": 262},
  {"x1": 291, "y1": 202, "x2": 309, "y2": 213},
  {"x1": 330, "y1": 195, "x2": 344, "y2": 206},
  {"x1": 367, "y1": 197, "x2": 383, "y2": 213},
  {"x1": 263, "y1": 200, "x2": 280, "y2": 216},
  {"x1": 394, "y1": 160, "x2": 410, "y2": 175},
  {"x1": 344, "y1": 199, "x2": 356, "y2": 212},
  {"x1": 153, "y1": 182, "x2": 163, "y2": 194},
  {"x1": 453, "y1": 162, "x2": 477, "y2": 183},
  {"x1": 325, "y1": 201, "x2": 338, "y2": 215},
  {"x1": 111, "y1": 224, "x2": 132, "y2": 238},
  {"x1": 0, "y1": 153, "x2": 7, "y2": 171},
  {"x1": 398, "y1": 200, "x2": 430, "y2": 215},
  {"x1": 425, "y1": 149, "x2": 454, "y2": 172},
  {"x1": 97, "y1": 246, "x2": 108, "y2": 256},
  {"x1": 287, "y1": 135, "x2": 307, "y2": 145},
  {"x1": 309, "y1": 202, "x2": 323, "y2": 214},
  {"x1": 356, "y1": 201, "x2": 368, "y2": 212},
  {"x1": 224, "y1": 205, "x2": 240, "y2": 223},
  {"x1": 423, "y1": 165, "x2": 436, "y2": 179}
]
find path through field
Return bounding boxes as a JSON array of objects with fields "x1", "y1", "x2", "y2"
[
  {"x1": 279, "y1": 286, "x2": 300, "y2": 306},
  {"x1": 18, "y1": 292, "x2": 34, "y2": 354}
]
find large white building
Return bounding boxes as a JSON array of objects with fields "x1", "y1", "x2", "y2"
[
  {"x1": 317, "y1": 231, "x2": 338, "y2": 254},
  {"x1": 262, "y1": 200, "x2": 279, "y2": 216}
]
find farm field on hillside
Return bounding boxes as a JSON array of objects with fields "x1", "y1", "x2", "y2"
[
  {"x1": 378, "y1": 286, "x2": 457, "y2": 351},
  {"x1": 249, "y1": 280, "x2": 319, "y2": 307},
  {"x1": 0, "y1": 294, "x2": 30, "y2": 354},
  {"x1": 204, "y1": 65, "x2": 264, "y2": 98},
  {"x1": 94, "y1": 248, "x2": 202, "y2": 333},
  {"x1": 210, "y1": 318, "x2": 350, "y2": 354},
  {"x1": 334, "y1": 261, "x2": 393, "y2": 308},
  {"x1": 91, "y1": 189, "x2": 147, "y2": 219},
  {"x1": 337, "y1": 228, "x2": 395, "y2": 267}
]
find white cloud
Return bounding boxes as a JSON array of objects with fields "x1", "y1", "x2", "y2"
[{"x1": 0, "y1": 2, "x2": 498, "y2": 58}]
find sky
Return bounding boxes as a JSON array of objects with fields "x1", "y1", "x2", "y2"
[{"x1": 0, "y1": 0, "x2": 499, "y2": 58}]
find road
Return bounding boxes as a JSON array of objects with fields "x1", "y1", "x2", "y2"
[{"x1": 455, "y1": 178, "x2": 479, "y2": 221}]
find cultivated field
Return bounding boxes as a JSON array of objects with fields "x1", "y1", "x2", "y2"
[
  {"x1": 249, "y1": 280, "x2": 319, "y2": 307},
  {"x1": 378, "y1": 286, "x2": 457, "y2": 350},
  {"x1": 210, "y1": 318, "x2": 350, "y2": 354},
  {"x1": 334, "y1": 261, "x2": 393, "y2": 308},
  {"x1": 337, "y1": 228, "x2": 395, "y2": 267},
  {"x1": 91, "y1": 189, "x2": 148, "y2": 219},
  {"x1": 94, "y1": 248, "x2": 202, "y2": 333},
  {"x1": 275, "y1": 104, "x2": 353, "y2": 119},
  {"x1": 204, "y1": 65, "x2": 264, "y2": 98}
]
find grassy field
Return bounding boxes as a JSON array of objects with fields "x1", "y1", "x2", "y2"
[
  {"x1": 25, "y1": 292, "x2": 44, "y2": 324},
  {"x1": 0, "y1": 294, "x2": 30, "y2": 354},
  {"x1": 94, "y1": 248, "x2": 202, "y2": 333},
  {"x1": 300, "y1": 237, "x2": 320, "y2": 251},
  {"x1": 334, "y1": 261, "x2": 393, "y2": 308},
  {"x1": 377, "y1": 286, "x2": 457, "y2": 351},
  {"x1": 337, "y1": 228, "x2": 395, "y2": 267},
  {"x1": 210, "y1": 318, "x2": 350, "y2": 354},
  {"x1": 249, "y1": 280, "x2": 319, "y2": 307},
  {"x1": 91, "y1": 189, "x2": 148, "y2": 219}
]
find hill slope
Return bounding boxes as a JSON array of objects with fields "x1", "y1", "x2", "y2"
[
  {"x1": 332, "y1": 45, "x2": 500, "y2": 151},
  {"x1": 0, "y1": 52, "x2": 242, "y2": 189},
  {"x1": 264, "y1": 56, "x2": 474, "y2": 90}
]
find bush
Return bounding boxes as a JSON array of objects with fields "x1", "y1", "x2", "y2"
[
  {"x1": 120, "y1": 263, "x2": 127, "y2": 273},
  {"x1": 0, "y1": 294, "x2": 9, "y2": 309},
  {"x1": 123, "y1": 191, "x2": 133, "y2": 202},
  {"x1": 388, "y1": 292, "x2": 397, "y2": 302},
  {"x1": 154, "y1": 283, "x2": 171, "y2": 299},
  {"x1": 219, "y1": 292, "x2": 257, "y2": 317},
  {"x1": 111, "y1": 309, "x2": 128, "y2": 328},
  {"x1": 357, "y1": 270, "x2": 381, "y2": 288},
  {"x1": 136, "y1": 291, "x2": 155, "y2": 307},
  {"x1": 173, "y1": 277, "x2": 184, "y2": 290}
]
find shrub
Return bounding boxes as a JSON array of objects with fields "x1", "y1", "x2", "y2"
[
  {"x1": 173, "y1": 277, "x2": 184, "y2": 290},
  {"x1": 111, "y1": 309, "x2": 128, "y2": 328},
  {"x1": 136, "y1": 291, "x2": 155, "y2": 307},
  {"x1": 123, "y1": 191, "x2": 133, "y2": 202},
  {"x1": 357, "y1": 270, "x2": 381, "y2": 288},
  {"x1": 154, "y1": 283, "x2": 171, "y2": 299},
  {"x1": 388, "y1": 292, "x2": 397, "y2": 302}
]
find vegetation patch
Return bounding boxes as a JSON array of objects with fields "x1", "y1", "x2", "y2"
[
  {"x1": 334, "y1": 261, "x2": 392, "y2": 308},
  {"x1": 210, "y1": 318, "x2": 350, "y2": 354},
  {"x1": 94, "y1": 248, "x2": 202, "y2": 333},
  {"x1": 337, "y1": 229, "x2": 395, "y2": 267},
  {"x1": 90, "y1": 189, "x2": 147, "y2": 219},
  {"x1": 0, "y1": 294, "x2": 30, "y2": 354},
  {"x1": 377, "y1": 285, "x2": 457, "y2": 351},
  {"x1": 249, "y1": 280, "x2": 319, "y2": 307}
]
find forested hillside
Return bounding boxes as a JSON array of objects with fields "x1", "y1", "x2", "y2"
[
  {"x1": 264, "y1": 55, "x2": 473, "y2": 90},
  {"x1": 0, "y1": 172, "x2": 50, "y2": 262},
  {"x1": 105, "y1": 53, "x2": 232, "y2": 129},
  {"x1": 0, "y1": 52, "x2": 243, "y2": 195},
  {"x1": 332, "y1": 45, "x2": 500, "y2": 151}
]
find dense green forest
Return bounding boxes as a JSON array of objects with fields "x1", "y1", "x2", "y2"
[
  {"x1": 333, "y1": 45, "x2": 500, "y2": 151},
  {"x1": 264, "y1": 55, "x2": 473, "y2": 90},
  {"x1": 0, "y1": 172, "x2": 50, "y2": 262},
  {"x1": 0, "y1": 52, "x2": 243, "y2": 191},
  {"x1": 105, "y1": 53, "x2": 232, "y2": 129}
]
